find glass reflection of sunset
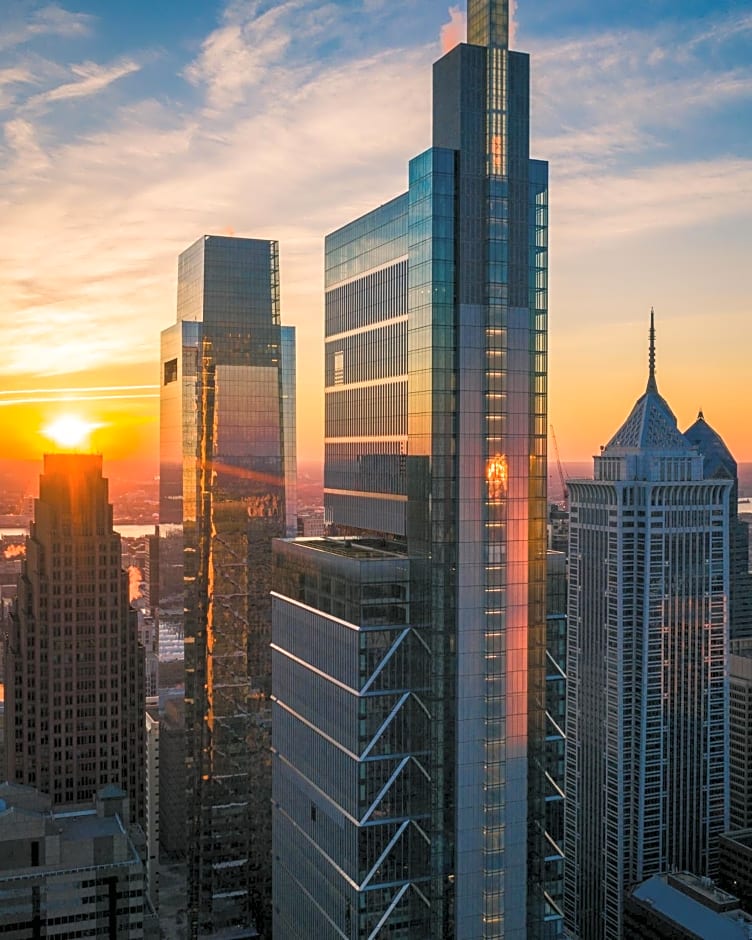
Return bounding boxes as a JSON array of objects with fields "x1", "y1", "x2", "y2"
[{"x1": 41, "y1": 415, "x2": 102, "y2": 450}]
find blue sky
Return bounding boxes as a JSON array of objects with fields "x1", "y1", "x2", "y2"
[{"x1": 0, "y1": 0, "x2": 750, "y2": 463}]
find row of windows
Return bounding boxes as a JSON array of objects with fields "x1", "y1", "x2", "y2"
[
  {"x1": 326, "y1": 320, "x2": 407, "y2": 387},
  {"x1": 326, "y1": 260, "x2": 407, "y2": 336},
  {"x1": 326, "y1": 382, "x2": 407, "y2": 438}
]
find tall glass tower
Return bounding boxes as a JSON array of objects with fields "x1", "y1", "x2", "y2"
[
  {"x1": 160, "y1": 235, "x2": 296, "y2": 937},
  {"x1": 271, "y1": 2, "x2": 549, "y2": 936}
]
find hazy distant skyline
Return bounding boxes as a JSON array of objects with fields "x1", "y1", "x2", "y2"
[{"x1": 1, "y1": 0, "x2": 750, "y2": 466}]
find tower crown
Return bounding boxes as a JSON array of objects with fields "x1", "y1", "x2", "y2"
[
  {"x1": 467, "y1": 0, "x2": 509, "y2": 48},
  {"x1": 602, "y1": 311, "x2": 691, "y2": 456}
]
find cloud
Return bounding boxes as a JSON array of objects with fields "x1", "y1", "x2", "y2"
[
  {"x1": 0, "y1": 3, "x2": 433, "y2": 386},
  {"x1": 27, "y1": 58, "x2": 141, "y2": 107},
  {"x1": 553, "y1": 158, "x2": 752, "y2": 251},
  {"x1": 4, "y1": 117, "x2": 50, "y2": 170},
  {"x1": 440, "y1": 6, "x2": 465, "y2": 54},
  {"x1": 0, "y1": 4, "x2": 93, "y2": 52},
  {"x1": 184, "y1": 0, "x2": 341, "y2": 110},
  {"x1": 0, "y1": 66, "x2": 35, "y2": 87},
  {"x1": 529, "y1": 12, "x2": 752, "y2": 176},
  {"x1": 510, "y1": 0, "x2": 518, "y2": 46}
]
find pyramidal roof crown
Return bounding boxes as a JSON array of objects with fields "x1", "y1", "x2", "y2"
[
  {"x1": 684, "y1": 410, "x2": 737, "y2": 480},
  {"x1": 603, "y1": 310, "x2": 692, "y2": 454}
]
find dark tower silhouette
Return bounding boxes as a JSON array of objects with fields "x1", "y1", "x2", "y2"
[{"x1": 5, "y1": 454, "x2": 145, "y2": 823}]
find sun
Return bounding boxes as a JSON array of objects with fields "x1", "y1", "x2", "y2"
[{"x1": 41, "y1": 415, "x2": 101, "y2": 450}]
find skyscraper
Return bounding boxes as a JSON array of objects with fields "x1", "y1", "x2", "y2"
[
  {"x1": 160, "y1": 235, "x2": 296, "y2": 937},
  {"x1": 564, "y1": 317, "x2": 731, "y2": 939},
  {"x1": 271, "y1": 1, "x2": 549, "y2": 936},
  {"x1": 5, "y1": 454, "x2": 145, "y2": 822}
]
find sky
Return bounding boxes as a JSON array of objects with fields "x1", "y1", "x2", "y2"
[{"x1": 0, "y1": 0, "x2": 750, "y2": 472}]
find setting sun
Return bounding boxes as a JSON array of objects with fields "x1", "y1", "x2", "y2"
[{"x1": 41, "y1": 415, "x2": 102, "y2": 450}]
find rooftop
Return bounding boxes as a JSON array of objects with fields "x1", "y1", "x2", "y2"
[
  {"x1": 282, "y1": 536, "x2": 408, "y2": 560},
  {"x1": 631, "y1": 872, "x2": 752, "y2": 938}
]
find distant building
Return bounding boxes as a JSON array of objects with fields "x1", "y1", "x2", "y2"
[
  {"x1": 564, "y1": 316, "x2": 731, "y2": 939},
  {"x1": 138, "y1": 608, "x2": 159, "y2": 696},
  {"x1": 5, "y1": 454, "x2": 145, "y2": 824},
  {"x1": 719, "y1": 829, "x2": 752, "y2": 915},
  {"x1": 296, "y1": 510, "x2": 325, "y2": 537},
  {"x1": 624, "y1": 872, "x2": 752, "y2": 939},
  {"x1": 548, "y1": 503, "x2": 569, "y2": 554},
  {"x1": 0, "y1": 783, "x2": 158, "y2": 938},
  {"x1": 145, "y1": 703, "x2": 160, "y2": 911},
  {"x1": 160, "y1": 233, "x2": 296, "y2": 936},
  {"x1": 158, "y1": 693, "x2": 186, "y2": 858}
]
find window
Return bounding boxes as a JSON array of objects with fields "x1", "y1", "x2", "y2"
[{"x1": 164, "y1": 358, "x2": 178, "y2": 384}]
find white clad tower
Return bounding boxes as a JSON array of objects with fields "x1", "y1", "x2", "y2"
[{"x1": 564, "y1": 313, "x2": 731, "y2": 939}]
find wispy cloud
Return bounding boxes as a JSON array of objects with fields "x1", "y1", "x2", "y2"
[
  {"x1": 26, "y1": 58, "x2": 141, "y2": 107},
  {"x1": 0, "y1": 4, "x2": 93, "y2": 52},
  {"x1": 0, "y1": 384, "x2": 159, "y2": 397},
  {"x1": 184, "y1": 0, "x2": 342, "y2": 110},
  {"x1": 4, "y1": 117, "x2": 50, "y2": 171},
  {"x1": 554, "y1": 157, "x2": 752, "y2": 250},
  {"x1": 0, "y1": 66, "x2": 35, "y2": 87},
  {"x1": 0, "y1": 393, "x2": 158, "y2": 407},
  {"x1": 530, "y1": 10, "x2": 752, "y2": 176}
]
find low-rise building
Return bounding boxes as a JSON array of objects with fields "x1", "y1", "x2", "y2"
[
  {"x1": 624, "y1": 871, "x2": 752, "y2": 939},
  {"x1": 720, "y1": 829, "x2": 752, "y2": 915},
  {"x1": 0, "y1": 782, "x2": 158, "y2": 938}
]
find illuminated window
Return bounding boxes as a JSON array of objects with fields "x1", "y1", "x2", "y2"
[{"x1": 486, "y1": 455, "x2": 508, "y2": 499}]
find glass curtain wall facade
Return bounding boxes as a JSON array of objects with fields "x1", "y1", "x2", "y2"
[
  {"x1": 564, "y1": 344, "x2": 731, "y2": 940},
  {"x1": 544, "y1": 552, "x2": 566, "y2": 935},
  {"x1": 272, "y1": 2, "x2": 548, "y2": 937},
  {"x1": 160, "y1": 235, "x2": 296, "y2": 938}
]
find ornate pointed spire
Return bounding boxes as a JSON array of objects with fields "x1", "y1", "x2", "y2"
[
  {"x1": 646, "y1": 307, "x2": 657, "y2": 393},
  {"x1": 467, "y1": 0, "x2": 509, "y2": 49}
]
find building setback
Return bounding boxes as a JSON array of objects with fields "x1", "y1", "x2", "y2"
[
  {"x1": 564, "y1": 316, "x2": 731, "y2": 939},
  {"x1": 271, "y1": 0, "x2": 550, "y2": 936},
  {"x1": 160, "y1": 234, "x2": 296, "y2": 937},
  {"x1": 5, "y1": 454, "x2": 145, "y2": 824}
]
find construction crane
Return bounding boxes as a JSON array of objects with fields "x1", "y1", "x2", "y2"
[{"x1": 550, "y1": 424, "x2": 568, "y2": 509}]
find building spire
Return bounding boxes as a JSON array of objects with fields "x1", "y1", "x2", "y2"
[
  {"x1": 647, "y1": 306, "x2": 657, "y2": 393},
  {"x1": 467, "y1": 0, "x2": 509, "y2": 49}
]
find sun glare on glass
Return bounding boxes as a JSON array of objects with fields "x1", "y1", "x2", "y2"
[{"x1": 42, "y1": 416, "x2": 100, "y2": 449}]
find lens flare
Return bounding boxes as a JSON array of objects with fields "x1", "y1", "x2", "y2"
[{"x1": 42, "y1": 415, "x2": 101, "y2": 450}]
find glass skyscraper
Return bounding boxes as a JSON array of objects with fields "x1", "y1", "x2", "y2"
[
  {"x1": 160, "y1": 235, "x2": 296, "y2": 937},
  {"x1": 563, "y1": 319, "x2": 731, "y2": 939},
  {"x1": 271, "y1": 1, "x2": 549, "y2": 936}
]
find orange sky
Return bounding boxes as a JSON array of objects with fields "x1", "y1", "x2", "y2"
[
  {"x1": 1, "y1": 362, "x2": 159, "y2": 470},
  {"x1": 1, "y1": 3, "x2": 750, "y2": 471}
]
